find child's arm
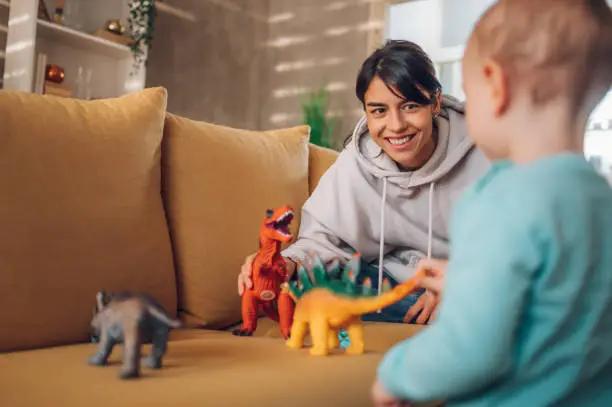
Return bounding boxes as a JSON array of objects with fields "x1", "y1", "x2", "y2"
[{"x1": 376, "y1": 201, "x2": 543, "y2": 404}]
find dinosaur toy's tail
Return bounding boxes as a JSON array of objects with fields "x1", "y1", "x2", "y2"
[
  {"x1": 147, "y1": 305, "x2": 183, "y2": 329},
  {"x1": 350, "y1": 271, "x2": 424, "y2": 315}
]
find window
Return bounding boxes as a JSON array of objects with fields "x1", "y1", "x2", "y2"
[{"x1": 386, "y1": 0, "x2": 495, "y2": 99}]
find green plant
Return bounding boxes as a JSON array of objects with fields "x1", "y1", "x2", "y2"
[
  {"x1": 300, "y1": 87, "x2": 337, "y2": 150},
  {"x1": 127, "y1": 0, "x2": 157, "y2": 73}
]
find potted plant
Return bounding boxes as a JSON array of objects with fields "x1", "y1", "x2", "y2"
[{"x1": 300, "y1": 87, "x2": 337, "y2": 150}]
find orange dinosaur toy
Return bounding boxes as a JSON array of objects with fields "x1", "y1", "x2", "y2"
[{"x1": 233, "y1": 205, "x2": 295, "y2": 339}]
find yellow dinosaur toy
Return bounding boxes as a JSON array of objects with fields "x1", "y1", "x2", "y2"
[{"x1": 285, "y1": 253, "x2": 423, "y2": 356}]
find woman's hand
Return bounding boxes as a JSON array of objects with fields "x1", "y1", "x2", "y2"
[
  {"x1": 372, "y1": 380, "x2": 412, "y2": 407},
  {"x1": 237, "y1": 254, "x2": 297, "y2": 295},
  {"x1": 237, "y1": 253, "x2": 257, "y2": 295},
  {"x1": 403, "y1": 258, "x2": 448, "y2": 324},
  {"x1": 403, "y1": 290, "x2": 439, "y2": 324}
]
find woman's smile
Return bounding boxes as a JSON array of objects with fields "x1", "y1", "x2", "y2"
[{"x1": 385, "y1": 132, "x2": 418, "y2": 150}]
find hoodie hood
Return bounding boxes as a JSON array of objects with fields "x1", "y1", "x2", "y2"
[{"x1": 351, "y1": 94, "x2": 475, "y2": 190}]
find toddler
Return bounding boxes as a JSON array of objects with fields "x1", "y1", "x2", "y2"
[{"x1": 373, "y1": 1, "x2": 612, "y2": 406}]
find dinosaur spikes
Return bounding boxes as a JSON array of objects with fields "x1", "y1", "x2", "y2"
[
  {"x1": 327, "y1": 258, "x2": 342, "y2": 279},
  {"x1": 288, "y1": 281, "x2": 302, "y2": 300},
  {"x1": 312, "y1": 252, "x2": 327, "y2": 284},
  {"x1": 290, "y1": 252, "x2": 382, "y2": 299},
  {"x1": 342, "y1": 265, "x2": 357, "y2": 284},
  {"x1": 297, "y1": 262, "x2": 313, "y2": 291},
  {"x1": 361, "y1": 277, "x2": 372, "y2": 296},
  {"x1": 381, "y1": 278, "x2": 392, "y2": 293},
  {"x1": 341, "y1": 264, "x2": 357, "y2": 295},
  {"x1": 345, "y1": 254, "x2": 362, "y2": 280}
]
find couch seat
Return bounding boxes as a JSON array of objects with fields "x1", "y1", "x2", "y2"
[{"x1": 1, "y1": 320, "x2": 426, "y2": 407}]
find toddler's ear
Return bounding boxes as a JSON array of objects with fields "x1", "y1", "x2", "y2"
[{"x1": 483, "y1": 58, "x2": 510, "y2": 116}]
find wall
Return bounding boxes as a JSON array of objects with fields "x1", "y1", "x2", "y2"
[
  {"x1": 0, "y1": 0, "x2": 9, "y2": 89},
  {"x1": 262, "y1": 0, "x2": 375, "y2": 147},
  {"x1": 146, "y1": 0, "x2": 381, "y2": 146},
  {"x1": 146, "y1": 0, "x2": 269, "y2": 130}
]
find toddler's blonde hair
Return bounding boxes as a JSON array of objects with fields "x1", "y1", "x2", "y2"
[{"x1": 470, "y1": 0, "x2": 612, "y2": 113}]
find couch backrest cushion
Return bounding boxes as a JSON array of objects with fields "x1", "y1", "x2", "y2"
[
  {"x1": 162, "y1": 114, "x2": 310, "y2": 329},
  {"x1": 0, "y1": 88, "x2": 177, "y2": 352},
  {"x1": 307, "y1": 144, "x2": 339, "y2": 194}
]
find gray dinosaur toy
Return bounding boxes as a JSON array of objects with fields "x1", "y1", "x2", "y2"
[{"x1": 87, "y1": 290, "x2": 181, "y2": 379}]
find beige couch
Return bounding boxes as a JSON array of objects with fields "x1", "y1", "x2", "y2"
[{"x1": 0, "y1": 87, "x2": 427, "y2": 407}]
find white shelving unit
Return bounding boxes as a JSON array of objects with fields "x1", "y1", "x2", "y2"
[
  {"x1": 36, "y1": 19, "x2": 131, "y2": 59},
  {"x1": 3, "y1": 0, "x2": 146, "y2": 99},
  {"x1": 0, "y1": 0, "x2": 7, "y2": 35}
]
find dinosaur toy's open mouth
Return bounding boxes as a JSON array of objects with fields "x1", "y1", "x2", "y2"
[{"x1": 273, "y1": 209, "x2": 294, "y2": 237}]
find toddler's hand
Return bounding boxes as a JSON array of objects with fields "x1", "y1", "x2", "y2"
[
  {"x1": 415, "y1": 258, "x2": 447, "y2": 296},
  {"x1": 372, "y1": 380, "x2": 412, "y2": 407},
  {"x1": 403, "y1": 258, "x2": 448, "y2": 324}
]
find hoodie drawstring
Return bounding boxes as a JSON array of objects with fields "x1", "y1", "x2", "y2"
[
  {"x1": 377, "y1": 177, "x2": 388, "y2": 304},
  {"x1": 376, "y1": 179, "x2": 435, "y2": 311},
  {"x1": 428, "y1": 182, "x2": 435, "y2": 259}
]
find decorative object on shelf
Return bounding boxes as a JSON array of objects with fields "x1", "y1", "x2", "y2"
[
  {"x1": 127, "y1": 0, "x2": 157, "y2": 73},
  {"x1": 105, "y1": 19, "x2": 126, "y2": 36},
  {"x1": 74, "y1": 66, "x2": 93, "y2": 100},
  {"x1": 300, "y1": 87, "x2": 337, "y2": 150},
  {"x1": 54, "y1": 0, "x2": 64, "y2": 25},
  {"x1": 38, "y1": 0, "x2": 52, "y2": 21},
  {"x1": 91, "y1": 18, "x2": 132, "y2": 46},
  {"x1": 45, "y1": 64, "x2": 65, "y2": 84},
  {"x1": 44, "y1": 81, "x2": 72, "y2": 98},
  {"x1": 63, "y1": 0, "x2": 83, "y2": 30}
]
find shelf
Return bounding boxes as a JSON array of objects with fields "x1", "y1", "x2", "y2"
[
  {"x1": 0, "y1": 23, "x2": 7, "y2": 33},
  {"x1": 36, "y1": 19, "x2": 131, "y2": 59},
  {"x1": 0, "y1": 0, "x2": 9, "y2": 8}
]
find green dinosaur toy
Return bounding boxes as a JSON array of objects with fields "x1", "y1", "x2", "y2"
[{"x1": 286, "y1": 252, "x2": 423, "y2": 356}]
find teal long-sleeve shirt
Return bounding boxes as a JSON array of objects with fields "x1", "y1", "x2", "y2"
[{"x1": 378, "y1": 153, "x2": 612, "y2": 406}]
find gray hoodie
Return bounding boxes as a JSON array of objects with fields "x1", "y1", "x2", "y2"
[{"x1": 282, "y1": 95, "x2": 491, "y2": 285}]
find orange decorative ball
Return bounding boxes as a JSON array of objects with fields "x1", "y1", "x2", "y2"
[{"x1": 45, "y1": 65, "x2": 65, "y2": 84}]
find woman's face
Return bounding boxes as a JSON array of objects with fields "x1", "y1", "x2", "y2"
[{"x1": 364, "y1": 76, "x2": 440, "y2": 170}]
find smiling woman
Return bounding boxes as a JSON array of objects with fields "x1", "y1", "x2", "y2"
[
  {"x1": 355, "y1": 40, "x2": 442, "y2": 170},
  {"x1": 238, "y1": 39, "x2": 491, "y2": 325}
]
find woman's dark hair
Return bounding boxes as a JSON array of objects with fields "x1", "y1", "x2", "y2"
[
  {"x1": 356, "y1": 39, "x2": 442, "y2": 106},
  {"x1": 344, "y1": 40, "x2": 442, "y2": 147}
]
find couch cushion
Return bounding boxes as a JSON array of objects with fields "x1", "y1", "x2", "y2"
[
  {"x1": 162, "y1": 115, "x2": 310, "y2": 329},
  {"x1": 0, "y1": 88, "x2": 177, "y2": 352},
  {"x1": 0, "y1": 323, "x2": 432, "y2": 407},
  {"x1": 308, "y1": 144, "x2": 338, "y2": 194}
]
